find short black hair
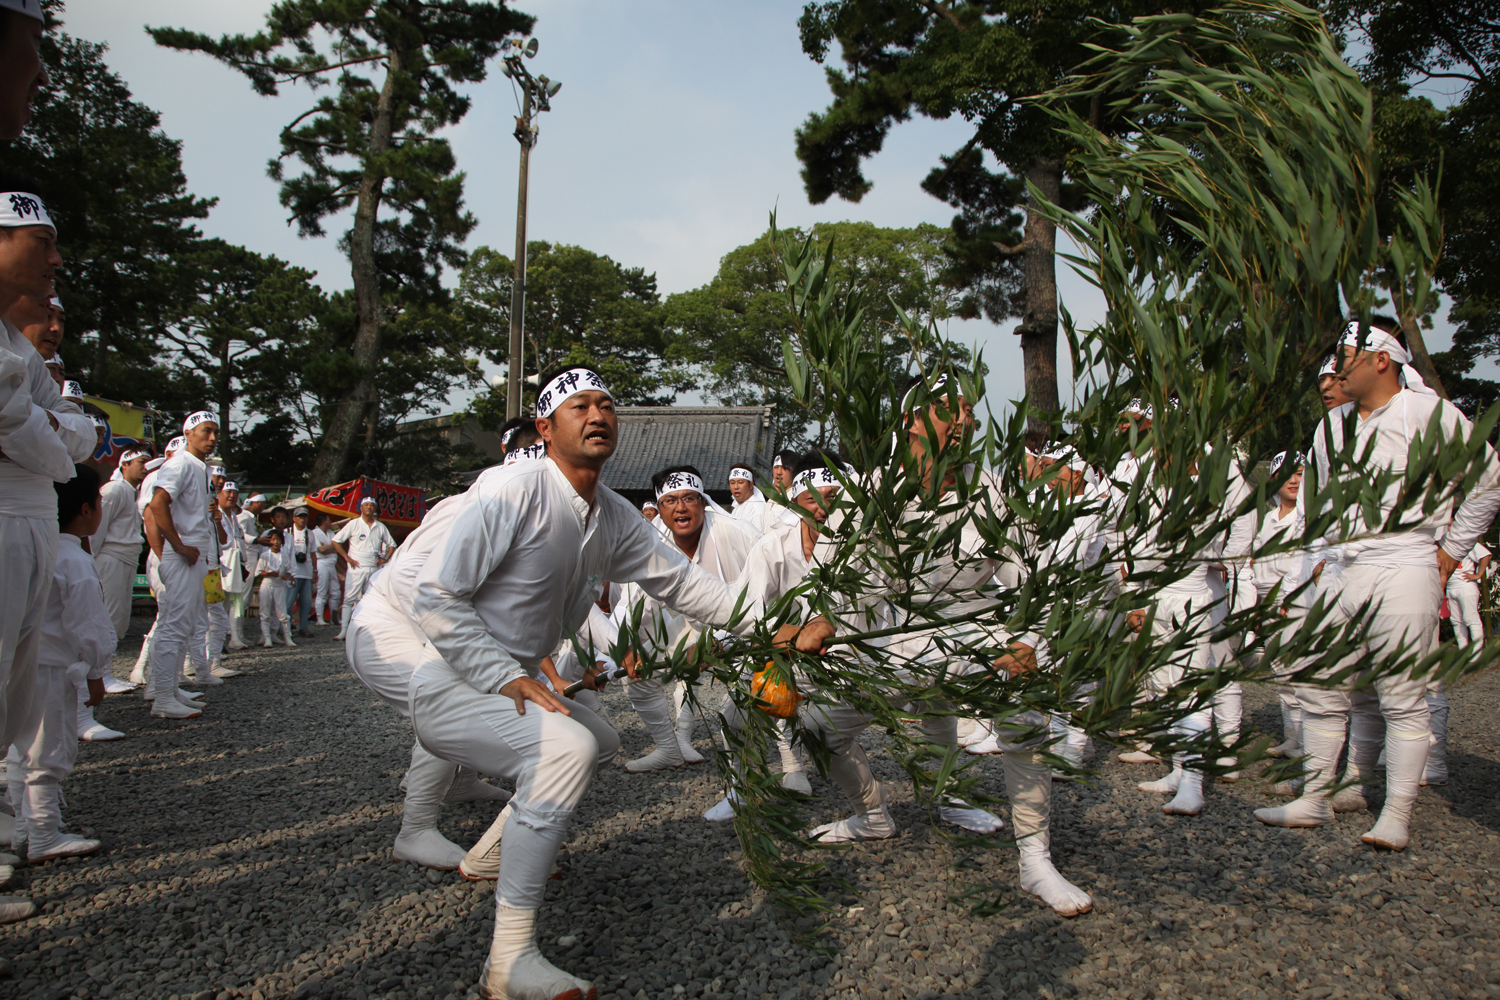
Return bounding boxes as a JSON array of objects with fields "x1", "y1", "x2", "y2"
[
  {"x1": 504, "y1": 421, "x2": 542, "y2": 454},
  {"x1": 56, "y1": 464, "x2": 101, "y2": 529},
  {"x1": 791, "y1": 450, "x2": 844, "y2": 478},
  {"x1": 771, "y1": 449, "x2": 800, "y2": 469},
  {"x1": 651, "y1": 464, "x2": 704, "y2": 495}
]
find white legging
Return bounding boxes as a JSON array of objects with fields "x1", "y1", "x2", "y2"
[
  {"x1": 258, "y1": 578, "x2": 291, "y2": 641},
  {"x1": 315, "y1": 561, "x2": 341, "y2": 621},
  {"x1": 1448, "y1": 579, "x2": 1483, "y2": 647}
]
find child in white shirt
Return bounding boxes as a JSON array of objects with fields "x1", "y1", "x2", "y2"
[
  {"x1": 255, "y1": 532, "x2": 295, "y2": 647},
  {"x1": 6, "y1": 464, "x2": 114, "y2": 861}
]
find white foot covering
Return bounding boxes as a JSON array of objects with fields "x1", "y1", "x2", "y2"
[
  {"x1": 958, "y1": 719, "x2": 994, "y2": 747},
  {"x1": 28, "y1": 832, "x2": 102, "y2": 863},
  {"x1": 190, "y1": 672, "x2": 224, "y2": 687},
  {"x1": 1117, "y1": 747, "x2": 1162, "y2": 764},
  {"x1": 0, "y1": 895, "x2": 36, "y2": 923},
  {"x1": 261, "y1": 638, "x2": 274, "y2": 648},
  {"x1": 210, "y1": 665, "x2": 244, "y2": 678},
  {"x1": 1361, "y1": 732, "x2": 1426, "y2": 851},
  {"x1": 460, "y1": 805, "x2": 510, "y2": 881},
  {"x1": 1216, "y1": 757, "x2": 1241, "y2": 782},
  {"x1": 1362, "y1": 808, "x2": 1414, "y2": 850},
  {"x1": 1267, "y1": 739, "x2": 1301, "y2": 758},
  {"x1": 79, "y1": 722, "x2": 125, "y2": 742},
  {"x1": 809, "y1": 805, "x2": 897, "y2": 843},
  {"x1": 150, "y1": 698, "x2": 201, "y2": 720},
  {"x1": 939, "y1": 802, "x2": 1005, "y2": 834},
  {"x1": 624, "y1": 743, "x2": 683, "y2": 773},
  {"x1": 1162, "y1": 770, "x2": 1205, "y2": 815},
  {"x1": 392, "y1": 828, "x2": 465, "y2": 870},
  {"x1": 1137, "y1": 766, "x2": 1182, "y2": 795},
  {"x1": 479, "y1": 905, "x2": 593, "y2": 1000},
  {"x1": 102, "y1": 676, "x2": 136, "y2": 694},
  {"x1": 0, "y1": 864, "x2": 10, "y2": 889},
  {"x1": 703, "y1": 791, "x2": 740, "y2": 822},
  {"x1": 781, "y1": 769, "x2": 812, "y2": 795},
  {"x1": 964, "y1": 733, "x2": 1003, "y2": 755},
  {"x1": 1254, "y1": 794, "x2": 1332, "y2": 828},
  {"x1": 677, "y1": 732, "x2": 706, "y2": 764},
  {"x1": 1019, "y1": 853, "x2": 1092, "y2": 917},
  {"x1": 1267, "y1": 779, "x2": 1302, "y2": 797}
]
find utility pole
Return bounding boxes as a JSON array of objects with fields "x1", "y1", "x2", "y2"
[{"x1": 502, "y1": 38, "x2": 561, "y2": 420}]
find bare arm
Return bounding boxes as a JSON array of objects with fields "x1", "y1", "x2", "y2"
[{"x1": 147, "y1": 488, "x2": 199, "y2": 564}]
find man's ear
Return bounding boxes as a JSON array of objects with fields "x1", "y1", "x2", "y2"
[{"x1": 534, "y1": 417, "x2": 551, "y2": 443}]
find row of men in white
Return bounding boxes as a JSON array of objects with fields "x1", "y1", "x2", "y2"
[{"x1": 0, "y1": 0, "x2": 109, "y2": 923}]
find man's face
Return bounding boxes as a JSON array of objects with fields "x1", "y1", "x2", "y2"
[
  {"x1": 293, "y1": 513, "x2": 308, "y2": 531},
  {"x1": 1336, "y1": 345, "x2": 1387, "y2": 402},
  {"x1": 0, "y1": 12, "x2": 47, "y2": 139},
  {"x1": 728, "y1": 475, "x2": 754, "y2": 503},
  {"x1": 910, "y1": 393, "x2": 976, "y2": 450},
  {"x1": 218, "y1": 490, "x2": 238, "y2": 510},
  {"x1": 120, "y1": 455, "x2": 147, "y2": 486},
  {"x1": 772, "y1": 465, "x2": 790, "y2": 490},
  {"x1": 10, "y1": 294, "x2": 55, "y2": 357},
  {"x1": 642, "y1": 505, "x2": 658, "y2": 521},
  {"x1": 248, "y1": 501, "x2": 265, "y2": 516},
  {"x1": 272, "y1": 511, "x2": 289, "y2": 529},
  {"x1": 658, "y1": 489, "x2": 705, "y2": 544},
  {"x1": 537, "y1": 391, "x2": 616, "y2": 467},
  {"x1": 0, "y1": 224, "x2": 61, "y2": 304},
  {"x1": 184, "y1": 422, "x2": 217, "y2": 459},
  {"x1": 211, "y1": 475, "x2": 225, "y2": 492},
  {"x1": 1318, "y1": 371, "x2": 1352, "y2": 410},
  {"x1": 361, "y1": 503, "x2": 377, "y2": 522},
  {"x1": 795, "y1": 485, "x2": 840, "y2": 524},
  {"x1": 1046, "y1": 464, "x2": 1087, "y2": 497},
  {"x1": 1279, "y1": 467, "x2": 1304, "y2": 505}
]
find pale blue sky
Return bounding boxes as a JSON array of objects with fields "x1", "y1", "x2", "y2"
[{"x1": 55, "y1": 0, "x2": 1470, "y2": 423}]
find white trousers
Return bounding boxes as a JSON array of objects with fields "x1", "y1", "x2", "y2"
[
  {"x1": 342, "y1": 566, "x2": 375, "y2": 625},
  {"x1": 410, "y1": 649, "x2": 619, "y2": 909},
  {"x1": 1147, "y1": 590, "x2": 1216, "y2": 757},
  {"x1": 258, "y1": 578, "x2": 290, "y2": 640},
  {"x1": 152, "y1": 552, "x2": 209, "y2": 694},
  {"x1": 0, "y1": 516, "x2": 57, "y2": 749},
  {"x1": 315, "y1": 562, "x2": 341, "y2": 621},
  {"x1": 206, "y1": 601, "x2": 230, "y2": 667},
  {"x1": 1447, "y1": 579, "x2": 1483, "y2": 648},
  {"x1": 7, "y1": 662, "x2": 78, "y2": 782},
  {"x1": 95, "y1": 551, "x2": 136, "y2": 641}
]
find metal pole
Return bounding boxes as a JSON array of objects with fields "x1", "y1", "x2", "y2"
[{"x1": 505, "y1": 86, "x2": 533, "y2": 420}]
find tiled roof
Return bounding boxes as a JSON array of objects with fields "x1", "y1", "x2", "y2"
[{"x1": 603, "y1": 406, "x2": 777, "y2": 494}]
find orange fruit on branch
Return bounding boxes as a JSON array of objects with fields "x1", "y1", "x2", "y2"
[{"x1": 751, "y1": 663, "x2": 802, "y2": 719}]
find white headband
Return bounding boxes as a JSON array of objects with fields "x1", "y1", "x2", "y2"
[
  {"x1": 89, "y1": 414, "x2": 107, "y2": 429},
  {"x1": 1269, "y1": 450, "x2": 1305, "y2": 476},
  {"x1": 503, "y1": 442, "x2": 547, "y2": 465},
  {"x1": 728, "y1": 467, "x2": 753, "y2": 482},
  {"x1": 793, "y1": 466, "x2": 842, "y2": 499},
  {"x1": 247, "y1": 494, "x2": 267, "y2": 503},
  {"x1": 222, "y1": 481, "x2": 239, "y2": 493},
  {"x1": 360, "y1": 498, "x2": 378, "y2": 509},
  {"x1": 165, "y1": 435, "x2": 184, "y2": 453},
  {"x1": 1318, "y1": 354, "x2": 1339, "y2": 376},
  {"x1": 901, "y1": 372, "x2": 952, "y2": 411},
  {"x1": 500, "y1": 426, "x2": 519, "y2": 450},
  {"x1": 183, "y1": 410, "x2": 217, "y2": 433},
  {"x1": 1338, "y1": 322, "x2": 1437, "y2": 396},
  {"x1": 49, "y1": 295, "x2": 62, "y2": 312},
  {"x1": 209, "y1": 465, "x2": 226, "y2": 478},
  {"x1": 656, "y1": 471, "x2": 708, "y2": 500},
  {"x1": 145, "y1": 457, "x2": 166, "y2": 471},
  {"x1": 118, "y1": 448, "x2": 148, "y2": 464},
  {"x1": 1122, "y1": 398, "x2": 1152, "y2": 420},
  {"x1": 44, "y1": 355, "x2": 62, "y2": 367},
  {"x1": 642, "y1": 500, "x2": 658, "y2": 510},
  {"x1": 61, "y1": 380, "x2": 83, "y2": 400},
  {"x1": 535, "y1": 367, "x2": 611, "y2": 418},
  {"x1": 772, "y1": 453, "x2": 789, "y2": 469},
  {"x1": 0, "y1": 0, "x2": 44, "y2": 21},
  {"x1": 0, "y1": 192, "x2": 55, "y2": 232}
]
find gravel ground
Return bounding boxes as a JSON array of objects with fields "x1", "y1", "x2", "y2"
[{"x1": 3, "y1": 616, "x2": 1498, "y2": 1000}]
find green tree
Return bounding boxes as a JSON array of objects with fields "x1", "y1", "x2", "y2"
[
  {"x1": 9, "y1": 19, "x2": 213, "y2": 397},
  {"x1": 1328, "y1": 1, "x2": 1500, "y2": 413},
  {"x1": 793, "y1": 0, "x2": 1189, "y2": 433},
  {"x1": 150, "y1": 0, "x2": 535, "y2": 487},
  {"x1": 662, "y1": 221, "x2": 971, "y2": 448},
  {"x1": 153, "y1": 239, "x2": 326, "y2": 467},
  {"x1": 458, "y1": 242, "x2": 680, "y2": 422}
]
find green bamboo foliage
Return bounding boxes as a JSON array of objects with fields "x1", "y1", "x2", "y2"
[{"x1": 607, "y1": 0, "x2": 1489, "y2": 924}]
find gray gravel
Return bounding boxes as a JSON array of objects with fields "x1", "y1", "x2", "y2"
[{"x1": 4, "y1": 616, "x2": 1499, "y2": 1000}]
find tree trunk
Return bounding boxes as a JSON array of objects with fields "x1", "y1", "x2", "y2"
[
  {"x1": 1017, "y1": 158, "x2": 1062, "y2": 436},
  {"x1": 306, "y1": 44, "x2": 403, "y2": 488},
  {"x1": 1397, "y1": 308, "x2": 1449, "y2": 400}
]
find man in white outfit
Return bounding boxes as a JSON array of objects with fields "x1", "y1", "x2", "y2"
[
  {"x1": 146, "y1": 411, "x2": 226, "y2": 720},
  {"x1": 90, "y1": 447, "x2": 147, "y2": 642},
  {"x1": 0, "y1": 3, "x2": 67, "y2": 926},
  {"x1": 1256, "y1": 319, "x2": 1500, "y2": 850},
  {"x1": 312, "y1": 512, "x2": 342, "y2": 626},
  {"x1": 332, "y1": 498, "x2": 393, "y2": 639},
  {"x1": 618, "y1": 465, "x2": 763, "y2": 772},
  {"x1": 284, "y1": 506, "x2": 318, "y2": 635},
  {"x1": 400, "y1": 363, "x2": 763, "y2": 1000},
  {"x1": 728, "y1": 460, "x2": 796, "y2": 535},
  {"x1": 212, "y1": 484, "x2": 249, "y2": 670}
]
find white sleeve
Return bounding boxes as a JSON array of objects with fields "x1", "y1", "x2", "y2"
[
  {"x1": 410, "y1": 489, "x2": 528, "y2": 695},
  {"x1": 52, "y1": 408, "x2": 96, "y2": 463},
  {"x1": 0, "y1": 350, "x2": 73, "y2": 480},
  {"x1": 62, "y1": 565, "x2": 117, "y2": 678}
]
